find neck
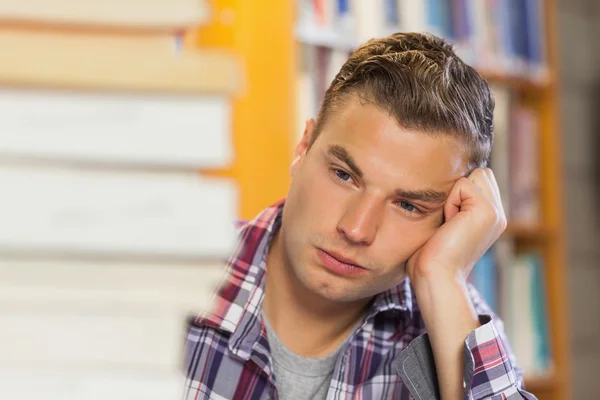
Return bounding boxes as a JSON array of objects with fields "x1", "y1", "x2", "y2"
[{"x1": 263, "y1": 229, "x2": 369, "y2": 358}]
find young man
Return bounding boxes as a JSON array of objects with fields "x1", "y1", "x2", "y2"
[{"x1": 183, "y1": 33, "x2": 537, "y2": 400}]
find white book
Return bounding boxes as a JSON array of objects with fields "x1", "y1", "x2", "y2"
[
  {"x1": 0, "y1": 368, "x2": 185, "y2": 400},
  {"x1": 297, "y1": 0, "x2": 316, "y2": 27},
  {"x1": 0, "y1": 30, "x2": 241, "y2": 94},
  {"x1": 352, "y1": 0, "x2": 385, "y2": 42},
  {"x1": 0, "y1": 0, "x2": 210, "y2": 30},
  {"x1": 0, "y1": 166, "x2": 238, "y2": 258},
  {"x1": 0, "y1": 259, "x2": 226, "y2": 368},
  {"x1": 0, "y1": 259, "x2": 227, "y2": 312},
  {"x1": 397, "y1": 0, "x2": 430, "y2": 34},
  {"x1": 495, "y1": 238, "x2": 515, "y2": 323},
  {"x1": 490, "y1": 85, "x2": 512, "y2": 218},
  {"x1": 510, "y1": 107, "x2": 540, "y2": 224},
  {"x1": 0, "y1": 89, "x2": 232, "y2": 169},
  {"x1": 465, "y1": 0, "x2": 490, "y2": 68},
  {"x1": 297, "y1": 43, "x2": 318, "y2": 140},
  {"x1": 326, "y1": 49, "x2": 349, "y2": 86},
  {"x1": 510, "y1": 256, "x2": 536, "y2": 373},
  {"x1": 323, "y1": 0, "x2": 337, "y2": 30}
]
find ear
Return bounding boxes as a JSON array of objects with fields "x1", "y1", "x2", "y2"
[{"x1": 291, "y1": 118, "x2": 316, "y2": 177}]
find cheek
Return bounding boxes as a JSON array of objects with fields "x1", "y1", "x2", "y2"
[
  {"x1": 286, "y1": 166, "x2": 341, "y2": 235},
  {"x1": 296, "y1": 167, "x2": 348, "y2": 222},
  {"x1": 376, "y1": 216, "x2": 439, "y2": 262}
]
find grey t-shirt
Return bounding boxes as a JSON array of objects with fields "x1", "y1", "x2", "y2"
[{"x1": 262, "y1": 314, "x2": 356, "y2": 400}]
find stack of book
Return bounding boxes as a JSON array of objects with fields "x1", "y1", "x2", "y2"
[{"x1": 0, "y1": 2, "x2": 241, "y2": 399}]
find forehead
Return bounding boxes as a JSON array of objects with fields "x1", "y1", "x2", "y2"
[{"x1": 315, "y1": 96, "x2": 468, "y2": 187}]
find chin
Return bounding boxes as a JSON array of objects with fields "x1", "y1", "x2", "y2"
[{"x1": 294, "y1": 265, "x2": 371, "y2": 303}]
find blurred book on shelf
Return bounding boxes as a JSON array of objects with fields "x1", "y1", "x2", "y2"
[
  {"x1": 470, "y1": 239, "x2": 553, "y2": 378},
  {"x1": 489, "y1": 85, "x2": 541, "y2": 226},
  {"x1": 295, "y1": 0, "x2": 549, "y2": 122}
]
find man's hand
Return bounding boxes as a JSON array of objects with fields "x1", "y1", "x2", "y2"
[
  {"x1": 406, "y1": 168, "x2": 507, "y2": 285},
  {"x1": 406, "y1": 168, "x2": 507, "y2": 400}
]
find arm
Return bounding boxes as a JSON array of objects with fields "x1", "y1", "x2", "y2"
[
  {"x1": 414, "y1": 274, "x2": 481, "y2": 399},
  {"x1": 403, "y1": 168, "x2": 537, "y2": 399},
  {"x1": 396, "y1": 284, "x2": 536, "y2": 399}
]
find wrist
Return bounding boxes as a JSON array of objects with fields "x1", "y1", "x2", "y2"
[
  {"x1": 413, "y1": 274, "x2": 480, "y2": 400},
  {"x1": 411, "y1": 263, "x2": 468, "y2": 300},
  {"x1": 412, "y1": 270, "x2": 480, "y2": 335}
]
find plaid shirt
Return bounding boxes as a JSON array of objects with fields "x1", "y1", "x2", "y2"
[{"x1": 183, "y1": 201, "x2": 537, "y2": 399}]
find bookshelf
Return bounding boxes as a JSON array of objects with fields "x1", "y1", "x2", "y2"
[{"x1": 192, "y1": 0, "x2": 570, "y2": 399}]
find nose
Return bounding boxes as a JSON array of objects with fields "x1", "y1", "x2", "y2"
[{"x1": 337, "y1": 194, "x2": 382, "y2": 246}]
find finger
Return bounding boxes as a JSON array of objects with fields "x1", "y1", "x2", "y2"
[
  {"x1": 482, "y1": 168, "x2": 502, "y2": 200},
  {"x1": 468, "y1": 169, "x2": 508, "y2": 231},
  {"x1": 443, "y1": 177, "x2": 483, "y2": 221},
  {"x1": 467, "y1": 168, "x2": 499, "y2": 206},
  {"x1": 482, "y1": 168, "x2": 506, "y2": 215},
  {"x1": 474, "y1": 168, "x2": 506, "y2": 217}
]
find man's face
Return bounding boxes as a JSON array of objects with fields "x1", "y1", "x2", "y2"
[{"x1": 280, "y1": 95, "x2": 469, "y2": 303}]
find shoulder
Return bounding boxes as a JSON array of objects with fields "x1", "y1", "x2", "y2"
[{"x1": 235, "y1": 219, "x2": 248, "y2": 231}]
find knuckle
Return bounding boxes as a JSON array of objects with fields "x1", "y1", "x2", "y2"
[
  {"x1": 471, "y1": 168, "x2": 485, "y2": 177},
  {"x1": 497, "y1": 212, "x2": 508, "y2": 229},
  {"x1": 482, "y1": 203, "x2": 500, "y2": 223},
  {"x1": 493, "y1": 207, "x2": 507, "y2": 229}
]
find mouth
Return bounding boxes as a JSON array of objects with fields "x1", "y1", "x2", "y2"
[{"x1": 316, "y1": 248, "x2": 367, "y2": 276}]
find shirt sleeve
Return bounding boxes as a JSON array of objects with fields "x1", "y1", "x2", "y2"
[
  {"x1": 464, "y1": 315, "x2": 537, "y2": 399},
  {"x1": 395, "y1": 285, "x2": 538, "y2": 400},
  {"x1": 464, "y1": 283, "x2": 537, "y2": 399}
]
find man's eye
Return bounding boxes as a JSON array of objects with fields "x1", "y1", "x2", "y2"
[
  {"x1": 399, "y1": 201, "x2": 416, "y2": 212},
  {"x1": 334, "y1": 169, "x2": 352, "y2": 181}
]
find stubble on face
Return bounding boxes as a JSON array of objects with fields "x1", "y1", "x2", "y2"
[{"x1": 278, "y1": 96, "x2": 468, "y2": 305}]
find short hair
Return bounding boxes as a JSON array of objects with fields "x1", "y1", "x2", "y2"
[{"x1": 310, "y1": 32, "x2": 494, "y2": 171}]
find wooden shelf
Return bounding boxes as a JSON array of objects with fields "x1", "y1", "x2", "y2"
[
  {"x1": 525, "y1": 374, "x2": 560, "y2": 392},
  {"x1": 503, "y1": 222, "x2": 554, "y2": 241},
  {"x1": 481, "y1": 72, "x2": 552, "y2": 92}
]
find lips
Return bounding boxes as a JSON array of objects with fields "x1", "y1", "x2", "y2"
[
  {"x1": 316, "y1": 248, "x2": 367, "y2": 277},
  {"x1": 321, "y1": 249, "x2": 364, "y2": 269}
]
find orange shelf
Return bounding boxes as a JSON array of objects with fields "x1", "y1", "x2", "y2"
[
  {"x1": 525, "y1": 373, "x2": 560, "y2": 393},
  {"x1": 503, "y1": 222, "x2": 554, "y2": 241},
  {"x1": 481, "y1": 72, "x2": 553, "y2": 92}
]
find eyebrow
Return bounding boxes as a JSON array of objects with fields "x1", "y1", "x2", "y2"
[
  {"x1": 394, "y1": 188, "x2": 449, "y2": 204},
  {"x1": 327, "y1": 144, "x2": 448, "y2": 204},
  {"x1": 327, "y1": 145, "x2": 363, "y2": 178}
]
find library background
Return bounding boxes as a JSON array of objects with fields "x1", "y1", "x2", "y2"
[{"x1": 0, "y1": 0, "x2": 597, "y2": 399}]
